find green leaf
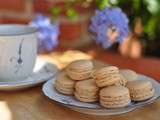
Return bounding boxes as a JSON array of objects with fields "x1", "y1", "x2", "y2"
[
  {"x1": 145, "y1": 0, "x2": 160, "y2": 15},
  {"x1": 49, "y1": 7, "x2": 62, "y2": 16},
  {"x1": 132, "y1": 0, "x2": 140, "y2": 11},
  {"x1": 96, "y1": 0, "x2": 110, "y2": 9},
  {"x1": 144, "y1": 18, "x2": 157, "y2": 40},
  {"x1": 66, "y1": 8, "x2": 78, "y2": 20}
]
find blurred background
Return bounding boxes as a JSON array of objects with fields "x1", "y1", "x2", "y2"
[{"x1": 0, "y1": 0, "x2": 160, "y2": 58}]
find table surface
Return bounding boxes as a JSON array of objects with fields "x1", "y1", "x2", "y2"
[{"x1": 0, "y1": 52, "x2": 160, "y2": 120}]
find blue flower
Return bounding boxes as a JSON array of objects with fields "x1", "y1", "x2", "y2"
[
  {"x1": 89, "y1": 7, "x2": 129, "y2": 48},
  {"x1": 29, "y1": 14, "x2": 59, "y2": 53}
]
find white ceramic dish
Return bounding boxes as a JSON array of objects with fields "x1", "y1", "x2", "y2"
[
  {"x1": 0, "y1": 58, "x2": 58, "y2": 90},
  {"x1": 42, "y1": 74, "x2": 160, "y2": 115}
]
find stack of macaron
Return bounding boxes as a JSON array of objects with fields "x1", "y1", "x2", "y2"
[{"x1": 54, "y1": 59, "x2": 155, "y2": 108}]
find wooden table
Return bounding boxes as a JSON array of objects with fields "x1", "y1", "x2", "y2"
[{"x1": 0, "y1": 52, "x2": 160, "y2": 120}]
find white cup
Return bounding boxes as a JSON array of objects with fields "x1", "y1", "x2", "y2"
[{"x1": 0, "y1": 24, "x2": 38, "y2": 81}]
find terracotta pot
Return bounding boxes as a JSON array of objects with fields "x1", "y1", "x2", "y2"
[{"x1": 119, "y1": 34, "x2": 142, "y2": 59}]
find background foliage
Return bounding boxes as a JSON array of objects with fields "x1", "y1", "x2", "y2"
[
  {"x1": 50, "y1": 0, "x2": 160, "y2": 57},
  {"x1": 115, "y1": 0, "x2": 160, "y2": 57}
]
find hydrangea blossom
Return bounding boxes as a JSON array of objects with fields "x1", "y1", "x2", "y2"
[
  {"x1": 29, "y1": 14, "x2": 59, "y2": 53},
  {"x1": 89, "y1": 7, "x2": 129, "y2": 48}
]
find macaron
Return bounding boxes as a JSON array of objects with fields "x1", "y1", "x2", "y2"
[
  {"x1": 100, "y1": 86, "x2": 131, "y2": 108},
  {"x1": 55, "y1": 72, "x2": 76, "y2": 95},
  {"x1": 115, "y1": 74, "x2": 127, "y2": 86},
  {"x1": 66, "y1": 60, "x2": 93, "y2": 80},
  {"x1": 120, "y1": 69, "x2": 138, "y2": 82},
  {"x1": 93, "y1": 66, "x2": 119, "y2": 80},
  {"x1": 126, "y1": 80, "x2": 155, "y2": 101},
  {"x1": 74, "y1": 79, "x2": 99, "y2": 102},
  {"x1": 93, "y1": 66, "x2": 122, "y2": 87}
]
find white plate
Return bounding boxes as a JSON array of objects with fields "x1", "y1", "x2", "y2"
[
  {"x1": 42, "y1": 74, "x2": 160, "y2": 115},
  {"x1": 0, "y1": 58, "x2": 58, "y2": 90}
]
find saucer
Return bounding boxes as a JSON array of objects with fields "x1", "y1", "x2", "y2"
[
  {"x1": 42, "y1": 74, "x2": 160, "y2": 115},
  {"x1": 0, "y1": 58, "x2": 58, "y2": 90}
]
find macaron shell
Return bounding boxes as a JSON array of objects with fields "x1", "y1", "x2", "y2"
[
  {"x1": 100, "y1": 99, "x2": 131, "y2": 108},
  {"x1": 74, "y1": 92, "x2": 98, "y2": 102},
  {"x1": 75, "y1": 79, "x2": 98, "y2": 90},
  {"x1": 93, "y1": 66, "x2": 119, "y2": 80},
  {"x1": 55, "y1": 84, "x2": 74, "y2": 95},
  {"x1": 130, "y1": 88, "x2": 155, "y2": 101},
  {"x1": 55, "y1": 80, "x2": 75, "y2": 95},
  {"x1": 55, "y1": 72, "x2": 75, "y2": 85},
  {"x1": 120, "y1": 69, "x2": 138, "y2": 82},
  {"x1": 75, "y1": 89, "x2": 98, "y2": 96},
  {"x1": 68, "y1": 67, "x2": 92, "y2": 72},
  {"x1": 55, "y1": 81, "x2": 74, "y2": 89},
  {"x1": 100, "y1": 93, "x2": 130, "y2": 101},
  {"x1": 66, "y1": 70, "x2": 92, "y2": 80},
  {"x1": 126, "y1": 80, "x2": 153, "y2": 90},
  {"x1": 100, "y1": 86, "x2": 130, "y2": 97},
  {"x1": 55, "y1": 78, "x2": 75, "y2": 87},
  {"x1": 67, "y1": 59, "x2": 93, "y2": 71},
  {"x1": 74, "y1": 92, "x2": 98, "y2": 99},
  {"x1": 95, "y1": 74, "x2": 122, "y2": 87},
  {"x1": 95, "y1": 79, "x2": 117, "y2": 87}
]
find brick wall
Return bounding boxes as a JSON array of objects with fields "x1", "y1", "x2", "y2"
[
  {"x1": 0, "y1": 0, "x2": 94, "y2": 46},
  {"x1": 0, "y1": 0, "x2": 32, "y2": 24}
]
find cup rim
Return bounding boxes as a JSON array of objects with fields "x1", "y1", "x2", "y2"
[{"x1": 0, "y1": 24, "x2": 38, "y2": 36}]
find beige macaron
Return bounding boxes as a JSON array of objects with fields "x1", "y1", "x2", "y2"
[
  {"x1": 93, "y1": 66, "x2": 124, "y2": 87},
  {"x1": 55, "y1": 72, "x2": 76, "y2": 95},
  {"x1": 74, "y1": 79, "x2": 99, "y2": 102},
  {"x1": 100, "y1": 86, "x2": 131, "y2": 108},
  {"x1": 66, "y1": 60, "x2": 93, "y2": 80},
  {"x1": 93, "y1": 66, "x2": 119, "y2": 79},
  {"x1": 115, "y1": 74, "x2": 127, "y2": 86},
  {"x1": 120, "y1": 69, "x2": 138, "y2": 82},
  {"x1": 126, "y1": 80, "x2": 155, "y2": 101}
]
